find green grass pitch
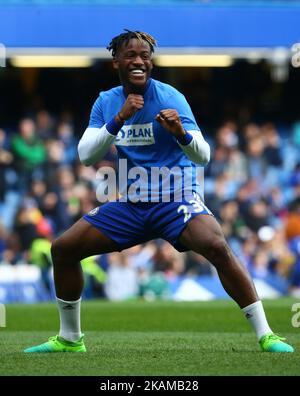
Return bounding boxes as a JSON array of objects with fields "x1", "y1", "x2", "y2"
[{"x1": 0, "y1": 298, "x2": 299, "y2": 376}]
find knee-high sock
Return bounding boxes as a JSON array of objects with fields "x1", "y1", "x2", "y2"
[
  {"x1": 57, "y1": 297, "x2": 82, "y2": 342},
  {"x1": 242, "y1": 300, "x2": 272, "y2": 340}
]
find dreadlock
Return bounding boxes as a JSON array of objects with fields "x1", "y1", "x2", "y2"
[{"x1": 107, "y1": 29, "x2": 157, "y2": 57}]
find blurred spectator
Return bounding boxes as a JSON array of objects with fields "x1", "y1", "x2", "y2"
[
  {"x1": 236, "y1": 179, "x2": 260, "y2": 217},
  {"x1": 11, "y1": 118, "x2": 46, "y2": 191},
  {"x1": 57, "y1": 121, "x2": 78, "y2": 165},
  {"x1": 244, "y1": 199, "x2": 270, "y2": 232},
  {"x1": 183, "y1": 251, "x2": 213, "y2": 276},
  {"x1": 39, "y1": 191, "x2": 71, "y2": 234},
  {"x1": 267, "y1": 227, "x2": 295, "y2": 278},
  {"x1": 80, "y1": 255, "x2": 107, "y2": 298},
  {"x1": 250, "y1": 250, "x2": 271, "y2": 279},
  {"x1": 268, "y1": 187, "x2": 287, "y2": 219},
  {"x1": 239, "y1": 234, "x2": 258, "y2": 269},
  {"x1": 104, "y1": 251, "x2": 139, "y2": 301},
  {"x1": 290, "y1": 162, "x2": 300, "y2": 188},
  {"x1": 206, "y1": 174, "x2": 233, "y2": 216},
  {"x1": 226, "y1": 145, "x2": 248, "y2": 185},
  {"x1": 0, "y1": 128, "x2": 13, "y2": 201},
  {"x1": 243, "y1": 123, "x2": 260, "y2": 140},
  {"x1": 14, "y1": 205, "x2": 41, "y2": 252},
  {"x1": 205, "y1": 146, "x2": 228, "y2": 178},
  {"x1": 215, "y1": 122, "x2": 239, "y2": 149},
  {"x1": 0, "y1": 248, "x2": 20, "y2": 266},
  {"x1": 0, "y1": 223, "x2": 8, "y2": 260},
  {"x1": 29, "y1": 217, "x2": 53, "y2": 290},
  {"x1": 245, "y1": 135, "x2": 267, "y2": 181},
  {"x1": 285, "y1": 198, "x2": 300, "y2": 241},
  {"x1": 288, "y1": 236, "x2": 300, "y2": 296},
  {"x1": 30, "y1": 179, "x2": 47, "y2": 207},
  {"x1": 262, "y1": 123, "x2": 283, "y2": 168},
  {"x1": 219, "y1": 199, "x2": 246, "y2": 240},
  {"x1": 0, "y1": 128, "x2": 19, "y2": 230},
  {"x1": 153, "y1": 241, "x2": 185, "y2": 280},
  {"x1": 36, "y1": 109, "x2": 55, "y2": 140}
]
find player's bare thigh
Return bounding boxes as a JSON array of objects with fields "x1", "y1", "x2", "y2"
[
  {"x1": 178, "y1": 214, "x2": 225, "y2": 254},
  {"x1": 51, "y1": 218, "x2": 120, "y2": 261}
]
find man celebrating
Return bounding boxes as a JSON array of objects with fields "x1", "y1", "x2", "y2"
[{"x1": 25, "y1": 30, "x2": 293, "y2": 353}]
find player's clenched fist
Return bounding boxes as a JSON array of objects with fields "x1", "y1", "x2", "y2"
[
  {"x1": 155, "y1": 109, "x2": 186, "y2": 139},
  {"x1": 117, "y1": 94, "x2": 144, "y2": 122}
]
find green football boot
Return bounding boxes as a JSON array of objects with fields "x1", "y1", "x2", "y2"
[
  {"x1": 259, "y1": 333, "x2": 294, "y2": 353},
  {"x1": 24, "y1": 335, "x2": 86, "y2": 353}
]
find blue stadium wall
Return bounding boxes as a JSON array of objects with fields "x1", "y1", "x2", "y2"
[{"x1": 0, "y1": 2, "x2": 300, "y2": 49}]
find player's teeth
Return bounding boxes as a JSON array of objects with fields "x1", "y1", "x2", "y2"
[{"x1": 131, "y1": 70, "x2": 144, "y2": 74}]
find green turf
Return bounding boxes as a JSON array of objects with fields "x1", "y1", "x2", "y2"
[{"x1": 0, "y1": 298, "x2": 299, "y2": 375}]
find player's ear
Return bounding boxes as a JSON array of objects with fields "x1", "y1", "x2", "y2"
[{"x1": 112, "y1": 58, "x2": 119, "y2": 70}]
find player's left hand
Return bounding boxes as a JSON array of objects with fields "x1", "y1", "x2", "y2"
[{"x1": 155, "y1": 109, "x2": 186, "y2": 139}]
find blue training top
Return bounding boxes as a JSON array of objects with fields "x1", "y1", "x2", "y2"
[{"x1": 88, "y1": 78, "x2": 203, "y2": 202}]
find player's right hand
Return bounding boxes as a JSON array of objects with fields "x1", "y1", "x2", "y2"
[{"x1": 118, "y1": 94, "x2": 144, "y2": 120}]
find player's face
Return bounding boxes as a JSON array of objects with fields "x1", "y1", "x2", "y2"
[{"x1": 113, "y1": 38, "x2": 153, "y2": 91}]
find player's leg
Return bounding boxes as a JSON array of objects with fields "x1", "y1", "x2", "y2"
[
  {"x1": 178, "y1": 214, "x2": 294, "y2": 352},
  {"x1": 24, "y1": 201, "x2": 149, "y2": 353},
  {"x1": 180, "y1": 215, "x2": 257, "y2": 306},
  {"x1": 24, "y1": 218, "x2": 120, "y2": 353},
  {"x1": 51, "y1": 217, "x2": 119, "y2": 301}
]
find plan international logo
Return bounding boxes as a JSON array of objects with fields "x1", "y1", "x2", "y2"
[{"x1": 115, "y1": 123, "x2": 155, "y2": 146}]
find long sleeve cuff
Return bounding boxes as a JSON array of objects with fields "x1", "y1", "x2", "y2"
[
  {"x1": 106, "y1": 117, "x2": 123, "y2": 136},
  {"x1": 78, "y1": 125, "x2": 116, "y2": 166},
  {"x1": 177, "y1": 132, "x2": 193, "y2": 146},
  {"x1": 178, "y1": 130, "x2": 210, "y2": 165}
]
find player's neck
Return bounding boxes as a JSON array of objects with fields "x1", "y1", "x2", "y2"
[{"x1": 123, "y1": 79, "x2": 151, "y2": 96}]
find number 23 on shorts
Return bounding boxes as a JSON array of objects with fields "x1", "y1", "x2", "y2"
[{"x1": 177, "y1": 199, "x2": 211, "y2": 223}]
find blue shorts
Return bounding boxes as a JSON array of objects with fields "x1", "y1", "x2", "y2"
[{"x1": 83, "y1": 192, "x2": 212, "y2": 252}]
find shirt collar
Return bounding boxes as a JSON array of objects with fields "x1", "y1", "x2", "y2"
[{"x1": 122, "y1": 78, "x2": 152, "y2": 98}]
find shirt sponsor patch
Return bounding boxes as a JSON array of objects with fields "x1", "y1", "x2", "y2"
[{"x1": 115, "y1": 123, "x2": 155, "y2": 146}]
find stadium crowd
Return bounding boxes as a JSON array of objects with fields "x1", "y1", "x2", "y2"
[{"x1": 1, "y1": 110, "x2": 300, "y2": 299}]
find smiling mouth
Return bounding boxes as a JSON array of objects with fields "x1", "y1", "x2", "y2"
[{"x1": 129, "y1": 69, "x2": 146, "y2": 77}]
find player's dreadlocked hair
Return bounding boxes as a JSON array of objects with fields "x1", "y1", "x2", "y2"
[{"x1": 107, "y1": 29, "x2": 157, "y2": 57}]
